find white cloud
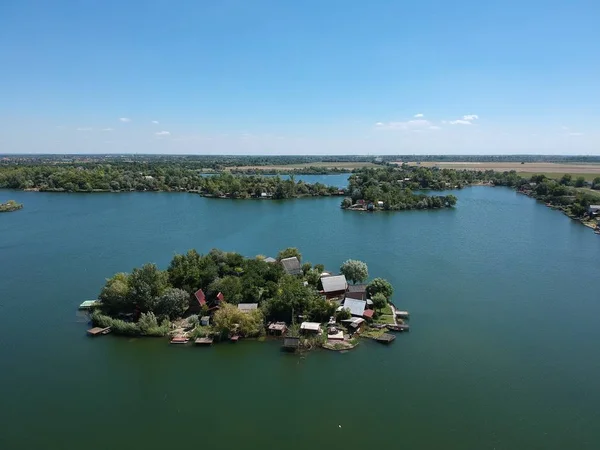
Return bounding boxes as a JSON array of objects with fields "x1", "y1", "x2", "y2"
[
  {"x1": 449, "y1": 120, "x2": 472, "y2": 125},
  {"x1": 462, "y1": 114, "x2": 479, "y2": 121},
  {"x1": 375, "y1": 119, "x2": 433, "y2": 131},
  {"x1": 414, "y1": 113, "x2": 424, "y2": 118},
  {"x1": 447, "y1": 114, "x2": 479, "y2": 125},
  {"x1": 102, "y1": 128, "x2": 113, "y2": 132},
  {"x1": 152, "y1": 120, "x2": 159, "y2": 124},
  {"x1": 119, "y1": 117, "x2": 131, "y2": 123},
  {"x1": 568, "y1": 132, "x2": 583, "y2": 136},
  {"x1": 76, "y1": 127, "x2": 92, "y2": 131},
  {"x1": 429, "y1": 126, "x2": 441, "y2": 130},
  {"x1": 155, "y1": 131, "x2": 171, "y2": 136}
]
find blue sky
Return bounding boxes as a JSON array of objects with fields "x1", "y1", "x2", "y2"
[{"x1": 1, "y1": 0, "x2": 598, "y2": 154}]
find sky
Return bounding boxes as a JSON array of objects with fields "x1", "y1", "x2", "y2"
[{"x1": 0, "y1": 0, "x2": 599, "y2": 155}]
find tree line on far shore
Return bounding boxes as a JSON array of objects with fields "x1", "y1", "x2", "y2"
[{"x1": 0, "y1": 163, "x2": 341, "y2": 199}]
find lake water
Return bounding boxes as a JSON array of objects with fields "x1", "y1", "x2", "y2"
[{"x1": 1, "y1": 185, "x2": 600, "y2": 450}]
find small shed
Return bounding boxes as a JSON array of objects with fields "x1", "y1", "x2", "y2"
[
  {"x1": 341, "y1": 317, "x2": 365, "y2": 333},
  {"x1": 300, "y1": 322, "x2": 322, "y2": 334},
  {"x1": 264, "y1": 257, "x2": 277, "y2": 263},
  {"x1": 238, "y1": 303, "x2": 258, "y2": 313},
  {"x1": 321, "y1": 274, "x2": 348, "y2": 298},
  {"x1": 362, "y1": 309, "x2": 375, "y2": 320},
  {"x1": 343, "y1": 298, "x2": 366, "y2": 317},
  {"x1": 281, "y1": 257, "x2": 302, "y2": 275},
  {"x1": 200, "y1": 316, "x2": 210, "y2": 326},
  {"x1": 79, "y1": 300, "x2": 100, "y2": 310},
  {"x1": 283, "y1": 337, "x2": 300, "y2": 351},
  {"x1": 268, "y1": 322, "x2": 287, "y2": 335},
  {"x1": 216, "y1": 292, "x2": 225, "y2": 302}
]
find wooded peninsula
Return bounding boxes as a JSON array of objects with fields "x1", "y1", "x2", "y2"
[{"x1": 86, "y1": 248, "x2": 403, "y2": 349}]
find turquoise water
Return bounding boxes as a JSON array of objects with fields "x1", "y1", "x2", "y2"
[{"x1": 1, "y1": 186, "x2": 599, "y2": 449}]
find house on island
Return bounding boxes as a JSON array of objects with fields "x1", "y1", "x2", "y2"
[
  {"x1": 281, "y1": 257, "x2": 302, "y2": 275},
  {"x1": 300, "y1": 322, "x2": 322, "y2": 335},
  {"x1": 238, "y1": 303, "x2": 258, "y2": 313},
  {"x1": 588, "y1": 205, "x2": 600, "y2": 216},
  {"x1": 320, "y1": 274, "x2": 348, "y2": 299},
  {"x1": 216, "y1": 292, "x2": 225, "y2": 303},
  {"x1": 346, "y1": 284, "x2": 367, "y2": 301},
  {"x1": 194, "y1": 289, "x2": 206, "y2": 307},
  {"x1": 341, "y1": 297, "x2": 374, "y2": 320}
]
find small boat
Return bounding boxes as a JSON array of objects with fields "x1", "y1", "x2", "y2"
[
  {"x1": 386, "y1": 324, "x2": 410, "y2": 332},
  {"x1": 230, "y1": 335, "x2": 240, "y2": 342}
]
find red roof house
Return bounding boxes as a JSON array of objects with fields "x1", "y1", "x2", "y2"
[
  {"x1": 216, "y1": 292, "x2": 225, "y2": 303},
  {"x1": 194, "y1": 289, "x2": 206, "y2": 306}
]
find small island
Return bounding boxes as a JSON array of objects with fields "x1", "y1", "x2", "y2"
[
  {"x1": 0, "y1": 200, "x2": 23, "y2": 213},
  {"x1": 84, "y1": 248, "x2": 409, "y2": 350}
]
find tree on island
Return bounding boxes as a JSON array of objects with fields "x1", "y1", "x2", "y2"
[
  {"x1": 367, "y1": 277, "x2": 394, "y2": 300},
  {"x1": 335, "y1": 307, "x2": 352, "y2": 321},
  {"x1": 277, "y1": 247, "x2": 302, "y2": 262},
  {"x1": 99, "y1": 272, "x2": 131, "y2": 314},
  {"x1": 340, "y1": 259, "x2": 369, "y2": 284},
  {"x1": 371, "y1": 293, "x2": 388, "y2": 312},
  {"x1": 128, "y1": 263, "x2": 169, "y2": 313},
  {"x1": 212, "y1": 303, "x2": 264, "y2": 338},
  {"x1": 157, "y1": 288, "x2": 190, "y2": 319}
]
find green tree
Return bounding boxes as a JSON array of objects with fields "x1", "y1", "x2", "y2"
[
  {"x1": 575, "y1": 177, "x2": 586, "y2": 187},
  {"x1": 340, "y1": 259, "x2": 369, "y2": 284},
  {"x1": 371, "y1": 292, "x2": 387, "y2": 312},
  {"x1": 335, "y1": 307, "x2": 352, "y2": 321},
  {"x1": 367, "y1": 278, "x2": 394, "y2": 300},
  {"x1": 157, "y1": 288, "x2": 190, "y2": 319},
  {"x1": 341, "y1": 198, "x2": 352, "y2": 209},
  {"x1": 128, "y1": 263, "x2": 169, "y2": 313},
  {"x1": 277, "y1": 247, "x2": 302, "y2": 261},
  {"x1": 208, "y1": 276, "x2": 243, "y2": 304},
  {"x1": 592, "y1": 177, "x2": 600, "y2": 189},
  {"x1": 167, "y1": 250, "x2": 218, "y2": 292},
  {"x1": 99, "y1": 272, "x2": 132, "y2": 314},
  {"x1": 212, "y1": 303, "x2": 264, "y2": 338},
  {"x1": 560, "y1": 174, "x2": 572, "y2": 185}
]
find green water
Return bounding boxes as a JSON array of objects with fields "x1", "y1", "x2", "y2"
[{"x1": 1, "y1": 186, "x2": 599, "y2": 450}]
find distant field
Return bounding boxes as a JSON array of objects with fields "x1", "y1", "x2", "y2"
[
  {"x1": 229, "y1": 161, "x2": 378, "y2": 170},
  {"x1": 400, "y1": 161, "x2": 600, "y2": 180}
]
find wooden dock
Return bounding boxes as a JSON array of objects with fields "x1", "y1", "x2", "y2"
[
  {"x1": 375, "y1": 333, "x2": 396, "y2": 344},
  {"x1": 87, "y1": 326, "x2": 111, "y2": 336},
  {"x1": 395, "y1": 310, "x2": 410, "y2": 319},
  {"x1": 170, "y1": 335, "x2": 189, "y2": 344},
  {"x1": 230, "y1": 335, "x2": 240, "y2": 342},
  {"x1": 195, "y1": 337, "x2": 213, "y2": 346}
]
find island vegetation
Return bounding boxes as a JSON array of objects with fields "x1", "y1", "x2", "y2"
[
  {"x1": 0, "y1": 200, "x2": 23, "y2": 212},
  {"x1": 87, "y1": 247, "x2": 402, "y2": 349}
]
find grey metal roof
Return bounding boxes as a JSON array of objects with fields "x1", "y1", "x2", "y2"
[
  {"x1": 237, "y1": 303, "x2": 258, "y2": 312},
  {"x1": 300, "y1": 322, "x2": 321, "y2": 331},
  {"x1": 281, "y1": 257, "x2": 302, "y2": 275},
  {"x1": 264, "y1": 257, "x2": 277, "y2": 263},
  {"x1": 321, "y1": 274, "x2": 347, "y2": 293},
  {"x1": 347, "y1": 284, "x2": 367, "y2": 293},
  {"x1": 343, "y1": 298, "x2": 366, "y2": 317}
]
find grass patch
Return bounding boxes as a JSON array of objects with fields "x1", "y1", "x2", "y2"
[
  {"x1": 518, "y1": 172, "x2": 600, "y2": 181},
  {"x1": 374, "y1": 315, "x2": 395, "y2": 325},
  {"x1": 380, "y1": 304, "x2": 393, "y2": 315},
  {"x1": 361, "y1": 328, "x2": 388, "y2": 339}
]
